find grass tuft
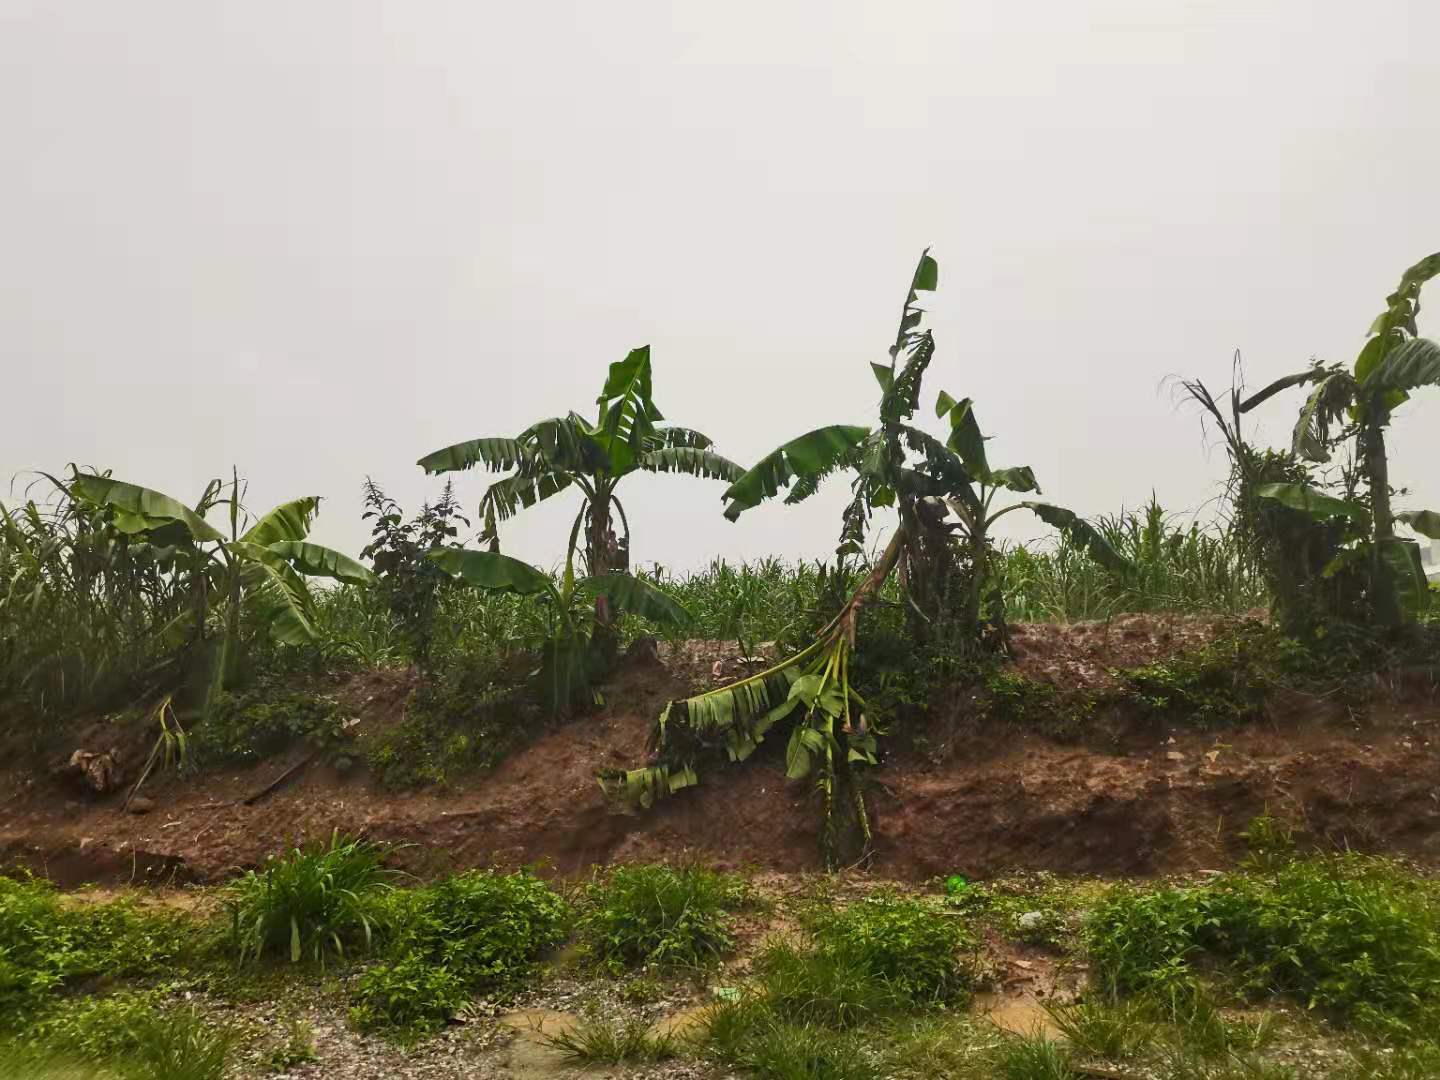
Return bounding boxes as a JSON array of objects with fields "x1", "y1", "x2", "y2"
[
  {"x1": 540, "y1": 1012, "x2": 678, "y2": 1064},
  {"x1": 226, "y1": 831, "x2": 396, "y2": 965}
]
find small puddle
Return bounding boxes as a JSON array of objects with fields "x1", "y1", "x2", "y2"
[
  {"x1": 497, "y1": 1009, "x2": 582, "y2": 1078},
  {"x1": 973, "y1": 992, "x2": 1064, "y2": 1039},
  {"x1": 654, "y1": 1003, "x2": 711, "y2": 1038}
]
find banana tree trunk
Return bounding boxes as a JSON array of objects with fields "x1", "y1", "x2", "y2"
[
  {"x1": 1363, "y1": 421, "x2": 1402, "y2": 628},
  {"x1": 587, "y1": 488, "x2": 614, "y2": 628}
]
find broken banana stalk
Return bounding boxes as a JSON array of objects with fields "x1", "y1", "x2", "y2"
[{"x1": 597, "y1": 530, "x2": 905, "y2": 866}]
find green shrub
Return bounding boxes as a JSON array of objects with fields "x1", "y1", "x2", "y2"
[
  {"x1": 578, "y1": 864, "x2": 747, "y2": 972},
  {"x1": 810, "y1": 892, "x2": 972, "y2": 1005},
  {"x1": 1086, "y1": 856, "x2": 1440, "y2": 1033},
  {"x1": 192, "y1": 686, "x2": 347, "y2": 766},
  {"x1": 226, "y1": 832, "x2": 396, "y2": 965},
  {"x1": 348, "y1": 953, "x2": 467, "y2": 1039},
  {"x1": 0, "y1": 876, "x2": 184, "y2": 1028},
  {"x1": 349, "y1": 869, "x2": 568, "y2": 1039}
]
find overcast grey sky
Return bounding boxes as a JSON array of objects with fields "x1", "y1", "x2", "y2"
[{"x1": 3, "y1": 1, "x2": 1437, "y2": 573}]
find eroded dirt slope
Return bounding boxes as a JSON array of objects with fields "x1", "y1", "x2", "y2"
[{"x1": 4, "y1": 618, "x2": 1438, "y2": 886}]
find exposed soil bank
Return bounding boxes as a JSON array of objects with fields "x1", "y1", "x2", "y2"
[{"x1": 4, "y1": 623, "x2": 1439, "y2": 888}]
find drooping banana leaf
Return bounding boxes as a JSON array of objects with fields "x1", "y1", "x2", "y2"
[
  {"x1": 596, "y1": 763, "x2": 698, "y2": 809},
  {"x1": 653, "y1": 426, "x2": 714, "y2": 449},
  {"x1": 70, "y1": 476, "x2": 225, "y2": 543},
  {"x1": 1379, "y1": 538, "x2": 1432, "y2": 615},
  {"x1": 1365, "y1": 337, "x2": 1440, "y2": 392},
  {"x1": 1021, "y1": 502, "x2": 1132, "y2": 574},
  {"x1": 1253, "y1": 482, "x2": 1366, "y2": 521},
  {"x1": 988, "y1": 466, "x2": 1040, "y2": 494},
  {"x1": 1290, "y1": 372, "x2": 1353, "y2": 462},
  {"x1": 881, "y1": 331, "x2": 934, "y2": 423},
  {"x1": 480, "y1": 469, "x2": 575, "y2": 523},
  {"x1": 1238, "y1": 368, "x2": 1326, "y2": 414},
  {"x1": 231, "y1": 541, "x2": 319, "y2": 644},
  {"x1": 722, "y1": 425, "x2": 872, "y2": 520},
  {"x1": 583, "y1": 572, "x2": 691, "y2": 627},
  {"x1": 539, "y1": 630, "x2": 598, "y2": 714},
  {"x1": 417, "y1": 436, "x2": 530, "y2": 476},
  {"x1": 264, "y1": 541, "x2": 374, "y2": 586},
  {"x1": 240, "y1": 497, "x2": 320, "y2": 546},
  {"x1": 1396, "y1": 510, "x2": 1440, "y2": 540},
  {"x1": 427, "y1": 548, "x2": 555, "y2": 596},
  {"x1": 639, "y1": 447, "x2": 745, "y2": 482},
  {"x1": 783, "y1": 433, "x2": 877, "y2": 507},
  {"x1": 897, "y1": 426, "x2": 974, "y2": 497}
]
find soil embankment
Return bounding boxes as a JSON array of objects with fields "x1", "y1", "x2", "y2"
[{"x1": 4, "y1": 618, "x2": 1438, "y2": 887}]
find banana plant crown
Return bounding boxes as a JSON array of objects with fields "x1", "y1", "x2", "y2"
[
  {"x1": 1241, "y1": 252, "x2": 1440, "y2": 617},
  {"x1": 68, "y1": 473, "x2": 373, "y2": 645},
  {"x1": 418, "y1": 345, "x2": 743, "y2": 550}
]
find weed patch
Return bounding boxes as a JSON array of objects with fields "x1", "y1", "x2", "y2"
[
  {"x1": 0, "y1": 875, "x2": 186, "y2": 1028},
  {"x1": 25, "y1": 992, "x2": 239, "y2": 1080},
  {"x1": 362, "y1": 652, "x2": 528, "y2": 789},
  {"x1": 192, "y1": 685, "x2": 348, "y2": 766},
  {"x1": 1086, "y1": 855, "x2": 1440, "y2": 1035},
  {"x1": 577, "y1": 863, "x2": 748, "y2": 973},
  {"x1": 349, "y1": 869, "x2": 568, "y2": 1040},
  {"x1": 808, "y1": 891, "x2": 974, "y2": 1005}
]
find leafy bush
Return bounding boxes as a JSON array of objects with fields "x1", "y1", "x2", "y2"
[
  {"x1": 192, "y1": 686, "x2": 347, "y2": 766},
  {"x1": 348, "y1": 953, "x2": 467, "y2": 1039},
  {"x1": 359, "y1": 478, "x2": 470, "y2": 665},
  {"x1": 1086, "y1": 855, "x2": 1440, "y2": 1033},
  {"x1": 577, "y1": 864, "x2": 748, "y2": 972},
  {"x1": 349, "y1": 869, "x2": 568, "y2": 1040},
  {"x1": 0, "y1": 875, "x2": 184, "y2": 1028},
  {"x1": 226, "y1": 832, "x2": 395, "y2": 965},
  {"x1": 809, "y1": 892, "x2": 973, "y2": 1005}
]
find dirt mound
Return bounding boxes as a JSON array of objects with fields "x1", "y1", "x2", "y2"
[
  {"x1": 3, "y1": 621, "x2": 1439, "y2": 887},
  {"x1": 1007, "y1": 611, "x2": 1245, "y2": 691}
]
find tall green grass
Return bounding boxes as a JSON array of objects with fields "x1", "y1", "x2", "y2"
[
  {"x1": 305, "y1": 500, "x2": 1261, "y2": 677},
  {"x1": 998, "y1": 497, "x2": 1264, "y2": 622}
]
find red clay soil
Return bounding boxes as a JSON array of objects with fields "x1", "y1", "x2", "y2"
[{"x1": 3, "y1": 619, "x2": 1439, "y2": 887}]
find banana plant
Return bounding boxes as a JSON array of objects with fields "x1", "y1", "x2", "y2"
[
  {"x1": 418, "y1": 346, "x2": 743, "y2": 630},
  {"x1": 68, "y1": 472, "x2": 373, "y2": 701},
  {"x1": 427, "y1": 539, "x2": 691, "y2": 715},
  {"x1": 601, "y1": 251, "x2": 1124, "y2": 867},
  {"x1": 1239, "y1": 252, "x2": 1440, "y2": 624}
]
